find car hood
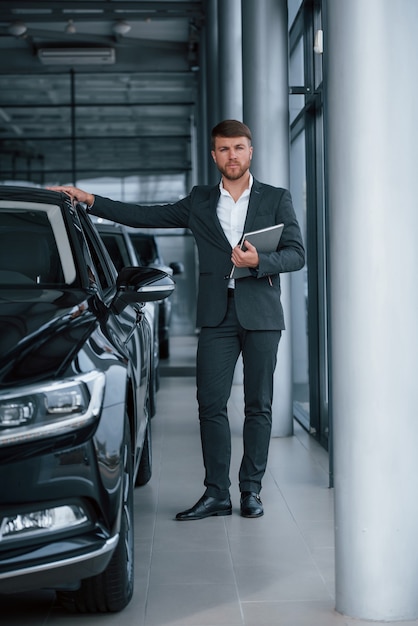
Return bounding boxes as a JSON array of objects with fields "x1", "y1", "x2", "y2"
[{"x1": 0, "y1": 288, "x2": 98, "y2": 386}]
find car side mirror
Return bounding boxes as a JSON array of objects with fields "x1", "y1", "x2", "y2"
[{"x1": 112, "y1": 266, "x2": 175, "y2": 314}]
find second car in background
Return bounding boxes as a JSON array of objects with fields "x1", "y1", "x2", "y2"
[{"x1": 96, "y1": 222, "x2": 183, "y2": 359}]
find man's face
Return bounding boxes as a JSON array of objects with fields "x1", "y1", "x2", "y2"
[{"x1": 211, "y1": 136, "x2": 253, "y2": 181}]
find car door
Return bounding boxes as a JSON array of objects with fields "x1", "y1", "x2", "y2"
[
  {"x1": 76, "y1": 209, "x2": 151, "y2": 457},
  {"x1": 96, "y1": 224, "x2": 160, "y2": 412}
]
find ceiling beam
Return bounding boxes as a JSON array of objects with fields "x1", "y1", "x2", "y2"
[{"x1": 0, "y1": 2, "x2": 204, "y2": 23}]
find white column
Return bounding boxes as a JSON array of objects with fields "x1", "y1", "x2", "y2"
[
  {"x1": 242, "y1": 0, "x2": 293, "y2": 436},
  {"x1": 326, "y1": 0, "x2": 418, "y2": 619}
]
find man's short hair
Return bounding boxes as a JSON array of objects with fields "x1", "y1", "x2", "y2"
[{"x1": 211, "y1": 120, "x2": 252, "y2": 149}]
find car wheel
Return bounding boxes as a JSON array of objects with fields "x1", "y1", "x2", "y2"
[
  {"x1": 57, "y1": 415, "x2": 134, "y2": 613},
  {"x1": 135, "y1": 418, "x2": 152, "y2": 486}
]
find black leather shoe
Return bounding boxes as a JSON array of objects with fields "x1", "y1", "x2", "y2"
[
  {"x1": 240, "y1": 492, "x2": 264, "y2": 518},
  {"x1": 175, "y1": 494, "x2": 232, "y2": 521}
]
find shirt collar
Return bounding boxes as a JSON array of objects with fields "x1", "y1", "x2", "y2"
[{"x1": 219, "y1": 173, "x2": 253, "y2": 197}]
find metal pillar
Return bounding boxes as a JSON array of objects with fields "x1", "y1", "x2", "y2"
[
  {"x1": 204, "y1": 0, "x2": 220, "y2": 185},
  {"x1": 326, "y1": 0, "x2": 418, "y2": 619},
  {"x1": 218, "y1": 0, "x2": 243, "y2": 121},
  {"x1": 197, "y1": 25, "x2": 209, "y2": 185},
  {"x1": 242, "y1": 0, "x2": 294, "y2": 436}
]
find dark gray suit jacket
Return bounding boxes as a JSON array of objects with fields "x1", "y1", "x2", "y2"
[{"x1": 91, "y1": 178, "x2": 305, "y2": 331}]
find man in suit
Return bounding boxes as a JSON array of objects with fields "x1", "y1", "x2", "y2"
[{"x1": 50, "y1": 119, "x2": 305, "y2": 520}]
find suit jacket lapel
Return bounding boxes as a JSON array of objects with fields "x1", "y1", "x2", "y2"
[
  {"x1": 243, "y1": 178, "x2": 263, "y2": 234},
  {"x1": 209, "y1": 185, "x2": 231, "y2": 249}
]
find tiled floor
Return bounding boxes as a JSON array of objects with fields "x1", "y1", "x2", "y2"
[{"x1": 2, "y1": 336, "x2": 418, "y2": 625}]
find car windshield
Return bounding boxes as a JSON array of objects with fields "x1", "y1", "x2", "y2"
[{"x1": 0, "y1": 202, "x2": 76, "y2": 287}]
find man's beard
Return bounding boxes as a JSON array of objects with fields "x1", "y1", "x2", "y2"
[{"x1": 218, "y1": 160, "x2": 250, "y2": 181}]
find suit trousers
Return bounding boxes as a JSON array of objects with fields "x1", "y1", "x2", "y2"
[{"x1": 196, "y1": 294, "x2": 281, "y2": 499}]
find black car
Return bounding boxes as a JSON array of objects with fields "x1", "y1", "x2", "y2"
[
  {"x1": 0, "y1": 186, "x2": 175, "y2": 612},
  {"x1": 96, "y1": 222, "x2": 183, "y2": 359}
]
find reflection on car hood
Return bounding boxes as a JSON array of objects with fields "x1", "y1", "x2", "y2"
[{"x1": 0, "y1": 288, "x2": 97, "y2": 386}]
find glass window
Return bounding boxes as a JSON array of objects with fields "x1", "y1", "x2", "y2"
[
  {"x1": 290, "y1": 131, "x2": 309, "y2": 427},
  {"x1": 78, "y1": 212, "x2": 114, "y2": 293},
  {"x1": 100, "y1": 232, "x2": 131, "y2": 272},
  {"x1": 289, "y1": 0, "x2": 329, "y2": 455},
  {"x1": 288, "y1": 0, "x2": 304, "y2": 26},
  {"x1": 0, "y1": 204, "x2": 72, "y2": 286},
  {"x1": 289, "y1": 36, "x2": 305, "y2": 125}
]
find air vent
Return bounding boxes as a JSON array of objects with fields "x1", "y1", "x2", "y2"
[{"x1": 37, "y1": 48, "x2": 115, "y2": 66}]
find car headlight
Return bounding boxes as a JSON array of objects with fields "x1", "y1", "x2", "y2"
[
  {"x1": 0, "y1": 504, "x2": 89, "y2": 542},
  {"x1": 0, "y1": 371, "x2": 105, "y2": 446}
]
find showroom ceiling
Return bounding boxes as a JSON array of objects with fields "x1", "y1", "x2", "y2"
[{"x1": 0, "y1": 1, "x2": 205, "y2": 185}]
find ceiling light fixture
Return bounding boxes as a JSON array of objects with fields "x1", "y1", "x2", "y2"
[
  {"x1": 8, "y1": 21, "x2": 27, "y2": 37},
  {"x1": 113, "y1": 20, "x2": 131, "y2": 36},
  {"x1": 65, "y1": 19, "x2": 76, "y2": 34},
  {"x1": 38, "y1": 48, "x2": 116, "y2": 66}
]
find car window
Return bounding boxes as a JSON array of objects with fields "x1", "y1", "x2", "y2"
[
  {"x1": 129, "y1": 234, "x2": 158, "y2": 265},
  {"x1": 78, "y1": 211, "x2": 115, "y2": 293},
  {"x1": 0, "y1": 204, "x2": 71, "y2": 286},
  {"x1": 100, "y1": 232, "x2": 130, "y2": 272}
]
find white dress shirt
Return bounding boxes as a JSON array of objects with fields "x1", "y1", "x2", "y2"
[
  {"x1": 217, "y1": 174, "x2": 253, "y2": 287},
  {"x1": 217, "y1": 174, "x2": 253, "y2": 246}
]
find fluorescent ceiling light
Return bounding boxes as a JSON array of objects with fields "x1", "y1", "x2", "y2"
[{"x1": 37, "y1": 48, "x2": 115, "y2": 66}]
